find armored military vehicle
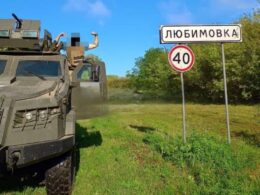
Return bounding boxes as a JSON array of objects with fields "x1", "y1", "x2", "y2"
[{"x1": 0, "y1": 14, "x2": 107, "y2": 194}]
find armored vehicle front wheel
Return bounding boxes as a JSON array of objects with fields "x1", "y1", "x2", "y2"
[{"x1": 45, "y1": 149, "x2": 75, "y2": 195}]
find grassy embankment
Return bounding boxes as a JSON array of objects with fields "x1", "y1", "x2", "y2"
[{"x1": 0, "y1": 103, "x2": 259, "y2": 194}]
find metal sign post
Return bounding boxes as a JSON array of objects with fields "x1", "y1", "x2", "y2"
[
  {"x1": 168, "y1": 45, "x2": 195, "y2": 143},
  {"x1": 180, "y1": 72, "x2": 187, "y2": 144},
  {"x1": 221, "y1": 43, "x2": 231, "y2": 144}
]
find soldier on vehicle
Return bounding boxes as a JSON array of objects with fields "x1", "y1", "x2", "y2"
[{"x1": 67, "y1": 32, "x2": 99, "y2": 73}]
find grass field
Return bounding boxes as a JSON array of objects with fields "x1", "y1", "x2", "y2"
[{"x1": 0, "y1": 103, "x2": 259, "y2": 194}]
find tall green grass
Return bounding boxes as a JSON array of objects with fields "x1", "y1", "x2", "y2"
[{"x1": 144, "y1": 131, "x2": 259, "y2": 194}]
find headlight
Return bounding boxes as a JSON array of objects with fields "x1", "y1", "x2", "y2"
[
  {"x1": 39, "y1": 110, "x2": 48, "y2": 119},
  {"x1": 50, "y1": 108, "x2": 60, "y2": 115},
  {"x1": 25, "y1": 112, "x2": 33, "y2": 120}
]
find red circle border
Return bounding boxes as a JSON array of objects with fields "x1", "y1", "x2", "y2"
[{"x1": 168, "y1": 45, "x2": 195, "y2": 73}]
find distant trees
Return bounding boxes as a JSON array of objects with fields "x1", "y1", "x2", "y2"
[
  {"x1": 107, "y1": 75, "x2": 132, "y2": 89},
  {"x1": 126, "y1": 10, "x2": 260, "y2": 103},
  {"x1": 126, "y1": 48, "x2": 178, "y2": 99}
]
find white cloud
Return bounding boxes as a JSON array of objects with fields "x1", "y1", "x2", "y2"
[
  {"x1": 159, "y1": 1, "x2": 193, "y2": 24},
  {"x1": 88, "y1": 1, "x2": 110, "y2": 16},
  {"x1": 63, "y1": 0, "x2": 111, "y2": 18}
]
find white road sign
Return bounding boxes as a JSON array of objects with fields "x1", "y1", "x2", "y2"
[
  {"x1": 168, "y1": 45, "x2": 195, "y2": 72},
  {"x1": 160, "y1": 25, "x2": 242, "y2": 43}
]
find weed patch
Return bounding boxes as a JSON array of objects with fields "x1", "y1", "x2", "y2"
[
  {"x1": 129, "y1": 125, "x2": 156, "y2": 133},
  {"x1": 233, "y1": 130, "x2": 260, "y2": 147},
  {"x1": 143, "y1": 132, "x2": 259, "y2": 194}
]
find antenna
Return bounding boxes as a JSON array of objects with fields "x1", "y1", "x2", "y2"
[{"x1": 12, "y1": 13, "x2": 23, "y2": 30}]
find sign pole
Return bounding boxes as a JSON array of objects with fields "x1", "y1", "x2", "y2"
[
  {"x1": 168, "y1": 45, "x2": 194, "y2": 144},
  {"x1": 221, "y1": 43, "x2": 231, "y2": 144},
  {"x1": 180, "y1": 72, "x2": 187, "y2": 144}
]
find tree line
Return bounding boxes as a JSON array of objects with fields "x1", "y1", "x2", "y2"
[{"x1": 108, "y1": 9, "x2": 259, "y2": 103}]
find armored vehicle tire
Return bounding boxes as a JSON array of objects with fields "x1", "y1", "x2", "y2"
[{"x1": 45, "y1": 149, "x2": 75, "y2": 195}]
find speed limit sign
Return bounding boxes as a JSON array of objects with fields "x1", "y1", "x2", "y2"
[{"x1": 168, "y1": 45, "x2": 195, "y2": 72}]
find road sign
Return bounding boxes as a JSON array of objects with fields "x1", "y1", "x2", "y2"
[
  {"x1": 160, "y1": 25, "x2": 242, "y2": 43},
  {"x1": 168, "y1": 45, "x2": 195, "y2": 72}
]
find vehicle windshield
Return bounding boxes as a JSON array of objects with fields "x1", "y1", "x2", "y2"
[
  {"x1": 16, "y1": 60, "x2": 61, "y2": 77},
  {"x1": 0, "y1": 60, "x2": 7, "y2": 76}
]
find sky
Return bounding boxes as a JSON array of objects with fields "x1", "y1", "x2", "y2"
[{"x1": 1, "y1": 0, "x2": 259, "y2": 76}]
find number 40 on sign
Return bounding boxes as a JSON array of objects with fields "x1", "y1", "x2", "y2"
[{"x1": 168, "y1": 45, "x2": 195, "y2": 72}]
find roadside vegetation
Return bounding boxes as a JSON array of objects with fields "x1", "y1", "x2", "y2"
[{"x1": 73, "y1": 103, "x2": 259, "y2": 194}]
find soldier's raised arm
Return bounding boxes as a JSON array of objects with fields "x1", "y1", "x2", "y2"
[
  {"x1": 88, "y1": 32, "x2": 99, "y2": 49},
  {"x1": 55, "y1": 32, "x2": 65, "y2": 43}
]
